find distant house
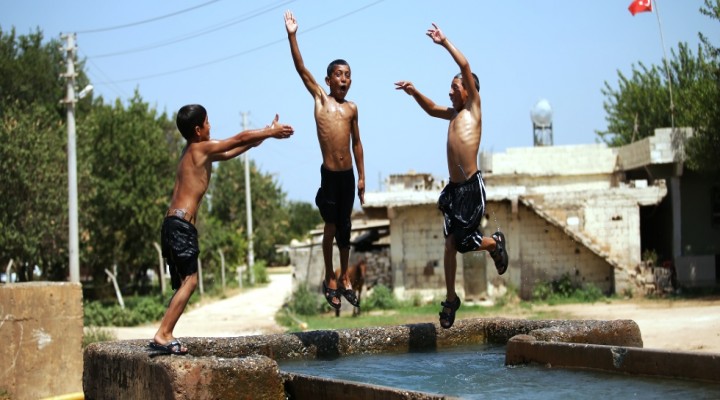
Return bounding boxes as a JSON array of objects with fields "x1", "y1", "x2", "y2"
[{"x1": 361, "y1": 128, "x2": 717, "y2": 301}]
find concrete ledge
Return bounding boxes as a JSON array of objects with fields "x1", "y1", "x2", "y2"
[
  {"x1": 281, "y1": 372, "x2": 457, "y2": 400},
  {"x1": 84, "y1": 318, "x2": 641, "y2": 399},
  {"x1": 0, "y1": 282, "x2": 83, "y2": 399},
  {"x1": 506, "y1": 334, "x2": 720, "y2": 383}
]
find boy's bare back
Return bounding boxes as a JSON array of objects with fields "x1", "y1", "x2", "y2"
[{"x1": 169, "y1": 112, "x2": 293, "y2": 221}]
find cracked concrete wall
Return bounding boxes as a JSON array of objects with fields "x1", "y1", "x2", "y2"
[{"x1": 0, "y1": 282, "x2": 83, "y2": 399}]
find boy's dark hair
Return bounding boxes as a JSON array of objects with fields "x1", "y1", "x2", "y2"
[
  {"x1": 176, "y1": 104, "x2": 207, "y2": 141},
  {"x1": 454, "y1": 72, "x2": 480, "y2": 92},
  {"x1": 326, "y1": 59, "x2": 350, "y2": 78}
]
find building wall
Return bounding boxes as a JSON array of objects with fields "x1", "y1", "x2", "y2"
[
  {"x1": 386, "y1": 200, "x2": 615, "y2": 301},
  {"x1": 514, "y1": 205, "x2": 615, "y2": 298},
  {"x1": 388, "y1": 204, "x2": 460, "y2": 300}
]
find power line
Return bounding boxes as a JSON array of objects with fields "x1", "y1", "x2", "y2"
[
  {"x1": 75, "y1": 0, "x2": 222, "y2": 34},
  {"x1": 92, "y1": 0, "x2": 385, "y2": 85},
  {"x1": 89, "y1": 0, "x2": 295, "y2": 59}
]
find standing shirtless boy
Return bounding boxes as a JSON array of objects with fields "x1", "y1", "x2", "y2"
[
  {"x1": 150, "y1": 105, "x2": 294, "y2": 354},
  {"x1": 395, "y1": 24, "x2": 508, "y2": 329},
  {"x1": 284, "y1": 10, "x2": 366, "y2": 311}
]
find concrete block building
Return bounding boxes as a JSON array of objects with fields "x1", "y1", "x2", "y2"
[{"x1": 362, "y1": 128, "x2": 717, "y2": 300}]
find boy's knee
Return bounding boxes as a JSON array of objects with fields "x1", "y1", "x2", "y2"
[{"x1": 183, "y1": 273, "x2": 199, "y2": 290}]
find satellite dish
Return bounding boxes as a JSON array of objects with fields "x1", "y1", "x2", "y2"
[{"x1": 530, "y1": 99, "x2": 553, "y2": 128}]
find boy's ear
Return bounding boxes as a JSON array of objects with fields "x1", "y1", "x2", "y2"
[
  {"x1": 325, "y1": 76, "x2": 331, "y2": 86},
  {"x1": 194, "y1": 125, "x2": 202, "y2": 137}
]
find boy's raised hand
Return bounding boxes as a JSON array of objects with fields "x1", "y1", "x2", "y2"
[
  {"x1": 426, "y1": 23, "x2": 446, "y2": 44},
  {"x1": 268, "y1": 114, "x2": 294, "y2": 139},
  {"x1": 284, "y1": 10, "x2": 298, "y2": 34},
  {"x1": 394, "y1": 81, "x2": 416, "y2": 96}
]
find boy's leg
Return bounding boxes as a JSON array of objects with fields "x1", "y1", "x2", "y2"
[
  {"x1": 443, "y1": 236, "x2": 458, "y2": 302},
  {"x1": 154, "y1": 272, "x2": 198, "y2": 348},
  {"x1": 439, "y1": 236, "x2": 461, "y2": 328},
  {"x1": 321, "y1": 223, "x2": 341, "y2": 309},
  {"x1": 475, "y1": 234, "x2": 508, "y2": 275},
  {"x1": 322, "y1": 223, "x2": 338, "y2": 287},
  {"x1": 338, "y1": 245, "x2": 350, "y2": 288}
]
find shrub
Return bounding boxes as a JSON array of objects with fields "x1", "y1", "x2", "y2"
[
  {"x1": 242, "y1": 260, "x2": 270, "y2": 286},
  {"x1": 83, "y1": 326, "x2": 116, "y2": 348},
  {"x1": 287, "y1": 283, "x2": 320, "y2": 316},
  {"x1": 84, "y1": 295, "x2": 167, "y2": 327},
  {"x1": 363, "y1": 285, "x2": 398, "y2": 311},
  {"x1": 531, "y1": 273, "x2": 606, "y2": 304}
]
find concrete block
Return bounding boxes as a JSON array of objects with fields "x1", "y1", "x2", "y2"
[{"x1": 0, "y1": 282, "x2": 83, "y2": 399}]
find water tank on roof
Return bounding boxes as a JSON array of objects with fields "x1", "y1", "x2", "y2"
[{"x1": 531, "y1": 99, "x2": 553, "y2": 146}]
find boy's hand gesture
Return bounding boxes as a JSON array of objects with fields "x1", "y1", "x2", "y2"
[
  {"x1": 268, "y1": 114, "x2": 294, "y2": 139},
  {"x1": 426, "y1": 23, "x2": 446, "y2": 44},
  {"x1": 394, "y1": 81, "x2": 417, "y2": 96},
  {"x1": 284, "y1": 10, "x2": 298, "y2": 35}
]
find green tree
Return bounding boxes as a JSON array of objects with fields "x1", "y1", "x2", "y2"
[
  {"x1": 0, "y1": 102, "x2": 68, "y2": 279},
  {"x1": 287, "y1": 200, "x2": 322, "y2": 241},
  {"x1": 686, "y1": 0, "x2": 720, "y2": 174},
  {"x1": 80, "y1": 92, "x2": 177, "y2": 296},
  {"x1": 597, "y1": 0, "x2": 719, "y2": 175},
  {"x1": 0, "y1": 27, "x2": 90, "y2": 280},
  {"x1": 210, "y1": 158, "x2": 292, "y2": 265}
]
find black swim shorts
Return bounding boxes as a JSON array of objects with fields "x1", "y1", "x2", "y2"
[
  {"x1": 438, "y1": 171, "x2": 486, "y2": 253},
  {"x1": 160, "y1": 216, "x2": 199, "y2": 290},
  {"x1": 315, "y1": 164, "x2": 355, "y2": 249}
]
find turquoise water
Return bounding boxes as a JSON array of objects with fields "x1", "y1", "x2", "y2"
[{"x1": 279, "y1": 344, "x2": 720, "y2": 399}]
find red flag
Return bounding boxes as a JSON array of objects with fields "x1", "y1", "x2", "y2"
[{"x1": 628, "y1": 0, "x2": 653, "y2": 16}]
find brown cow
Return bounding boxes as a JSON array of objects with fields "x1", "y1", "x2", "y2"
[{"x1": 334, "y1": 258, "x2": 367, "y2": 317}]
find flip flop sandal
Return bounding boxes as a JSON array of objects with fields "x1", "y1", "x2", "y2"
[
  {"x1": 339, "y1": 287, "x2": 360, "y2": 307},
  {"x1": 439, "y1": 296, "x2": 461, "y2": 329},
  {"x1": 148, "y1": 339, "x2": 188, "y2": 355},
  {"x1": 323, "y1": 280, "x2": 342, "y2": 310},
  {"x1": 490, "y1": 231, "x2": 509, "y2": 275}
]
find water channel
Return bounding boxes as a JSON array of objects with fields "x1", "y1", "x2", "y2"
[{"x1": 280, "y1": 344, "x2": 720, "y2": 399}]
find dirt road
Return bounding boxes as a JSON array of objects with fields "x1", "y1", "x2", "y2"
[
  {"x1": 109, "y1": 272, "x2": 293, "y2": 341},
  {"x1": 539, "y1": 298, "x2": 720, "y2": 354},
  {"x1": 109, "y1": 271, "x2": 720, "y2": 355}
]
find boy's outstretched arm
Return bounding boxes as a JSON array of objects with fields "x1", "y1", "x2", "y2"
[
  {"x1": 285, "y1": 10, "x2": 324, "y2": 99},
  {"x1": 208, "y1": 114, "x2": 294, "y2": 162},
  {"x1": 395, "y1": 81, "x2": 454, "y2": 120},
  {"x1": 350, "y1": 105, "x2": 365, "y2": 204},
  {"x1": 427, "y1": 23, "x2": 479, "y2": 104}
]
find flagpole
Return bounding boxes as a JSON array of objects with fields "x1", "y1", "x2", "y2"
[{"x1": 652, "y1": 0, "x2": 676, "y2": 129}]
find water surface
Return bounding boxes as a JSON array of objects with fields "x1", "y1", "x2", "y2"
[{"x1": 279, "y1": 344, "x2": 720, "y2": 399}]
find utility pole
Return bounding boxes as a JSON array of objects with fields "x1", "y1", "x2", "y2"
[
  {"x1": 241, "y1": 112, "x2": 255, "y2": 285},
  {"x1": 61, "y1": 33, "x2": 92, "y2": 284},
  {"x1": 62, "y1": 33, "x2": 80, "y2": 283}
]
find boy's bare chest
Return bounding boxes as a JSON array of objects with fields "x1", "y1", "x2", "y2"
[{"x1": 317, "y1": 106, "x2": 351, "y2": 122}]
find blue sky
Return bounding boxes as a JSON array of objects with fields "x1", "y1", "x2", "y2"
[{"x1": 4, "y1": 0, "x2": 718, "y2": 204}]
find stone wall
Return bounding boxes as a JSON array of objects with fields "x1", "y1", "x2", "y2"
[
  {"x1": 387, "y1": 204, "x2": 460, "y2": 300},
  {"x1": 0, "y1": 282, "x2": 83, "y2": 399},
  {"x1": 83, "y1": 318, "x2": 645, "y2": 399},
  {"x1": 384, "y1": 199, "x2": 615, "y2": 301}
]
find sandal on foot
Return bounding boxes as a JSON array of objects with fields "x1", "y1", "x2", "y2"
[
  {"x1": 439, "y1": 296, "x2": 461, "y2": 329},
  {"x1": 490, "y1": 231, "x2": 509, "y2": 275},
  {"x1": 148, "y1": 339, "x2": 188, "y2": 355},
  {"x1": 339, "y1": 287, "x2": 360, "y2": 307},
  {"x1": 323, "y1": 280, "x2": 342, "y2": 310}
]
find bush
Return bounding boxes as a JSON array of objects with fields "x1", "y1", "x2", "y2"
[
  {"x1": 363, "y1": 285, "x2": 398, "y2": 311},
  {"x1": 531, "y1": 273, "x2": 606, "y2": 304},
  {"x1": 241, "y1": 260, "x2": 270, "y2": 286},
  {"x1": 287, "y1": 283, "x2": 320, "y2": 316},
  {"x1": 83, "y1": 295, "x2": 167, "y2": 327},
  {"x1": 83, "y1": 326, "x2": 116, "y2": 348}
]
